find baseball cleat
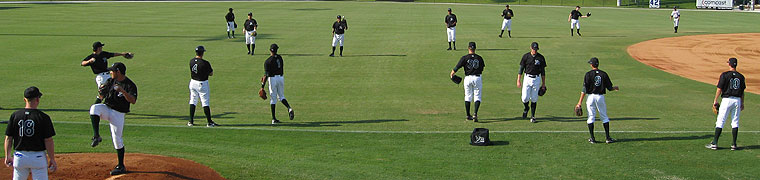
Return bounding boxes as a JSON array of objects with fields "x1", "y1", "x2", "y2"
[
  {"x1": 588, "y1": 138, "x2": 596, "y2": 144},
  {"x1": 498, "y1": 35, "x2": 502, "y2": 38},
  {"x1": 509, "y1": 35, "x2": 512, "y2": 38},
  {"x1": 247, "y1": 51, "x2": 251, "y2": 55},
  {"x1": 329, "y1": 53, "x2": 335, "y2": 57},
  {"x1": 110, "y1": 165, "x2": 127, "y2": 175},
  {"x1": 466, "y1": 116, "x2": 473, "y2": 121},
  {"x1": 473, "y1": 115, "x2": 478, "y2": 122},
  {"x1": 187, "y1": 122, "x2": 194, "y2": 127},
  {"x1": 705, "y1": 143, "x2": 718, "y2": 150},
  {"x1": 522, "y1": 111, "x2": 528, "y2": 119},
  {"x1": 288, "y1": 109, "x2": 295, "y2": 120},
  {"x1": 605, "y1": 138, "x2": 616, "y2": 144},
  {"x1": 447, "y1": 48, "x2": 452, "y2": 51},
  {"x1": 272, "y1": 119, "x2": 281, "y2": 124},
  {"x1": 91, "y1": 136, "x2": 102, "y2": 147},
  {"x1": 530, "y1": 117, "x2": 536, "y2": 123},
  {"x1": 731, "y1": 145, "x2": 738, "y2": 151},
  {"x1": 206, "y1": 122, "x2": 219, "y2": 127}
]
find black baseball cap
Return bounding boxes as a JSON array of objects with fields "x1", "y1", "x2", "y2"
[
  {"x1": 728, "y1": 57, "x2": 738, "y2": 67},
  {"x1": 93, "y1": 41, "x2": 105, "y2": 48},
  {"x1": 229, "y1": 8, "x2": 233, "y2": 11},
  {"x1": 24, "y1": 86, "x2": 42, "y2": 99},
  {"x1": 195, "y1": 46, "x2": 206, "y2": 52},
  {"x1": 468, "y1": 42, "x2": 476, "y2": 50},
  {"x1": 531, "y1": 42, "x2": 539, "y2": 50},
  {"x1": 447, "y1": 8, "x2": 452, "y2": 11},
  {"x1": 506, "y1": 5, "x2": 510, "y2": 7},
  {"x1": 337, "y1": 15, "x2": 342, "y2": 19},
  {"x1": 270, "y1": 44, "x2": 279, "y2": 52},
  {"x1": 248, "y1": 12, "x2": 253, "y2": 16},
  {"x1": 588, "y1": 57, "x2": 599, "y2": 66},
  {"x1": 108, "y1": 62, "x2": 126, "y2": 74}
]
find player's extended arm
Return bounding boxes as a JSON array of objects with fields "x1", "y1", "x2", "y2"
[
  {"x1": 576, "y1": 92, "x2": 586, "y2": 108},
  {"x1": 516, "y1": 65, "x2": 524, "y2": 88},
  {"x1": 44, "y1": 137, "x2": 56, "y2": 172},
  {"x1": 713, "y1": 88, "x2": 722, "y2": 106},
  {"x1": 82, "y1": 58, "x2": 95, "y2": 66},
  {"x1": 260, "y1": 76, "x2": 268, "y2": 89},
  {"x1": 568, "y1": 14, "x2": 572, "y2": 22},
  {"x1": 449, "y1": 70, "x2": 456, "y2": 78},
  {"x1": 4, "y1": 136, "x2": 12, "y2": 167}
]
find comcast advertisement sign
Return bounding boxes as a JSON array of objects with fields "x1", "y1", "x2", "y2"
[{"x1": 697, "y1": 0, "x2": 733, "y2": 9}]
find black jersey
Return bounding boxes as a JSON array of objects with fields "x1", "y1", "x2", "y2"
[
  {"x1": 333, "y1": 20, "x2": 347, "y2": 34},
  {"x1": 519, "y1": 52, "x2": 547, "y2": 76},
  {"x1": 445, "y1": 14, "x2": 457, "y2": 28},
  {"x1": 570, "y1": 10, "x2": 583, "y2": 20},
  {"x1": 717, "y1": 71, "x2": 746, "y2": 98},
  {"x1": 453, "y1": 53, "x2": 485, "y2": 76},
  {"x1": 190, "y1": 58, "x2": 213, "y2": 81},
  {"x1": 264, "y1": 54, "x2": 284, "y2": 77},
  {"x1": 5, "y1": 109, "x2": 56, "y2": 151},
  {"x1": 582, "y1": 69, "x2": 614, "y2": 95},
  {"x1": 225, "y1": 12, "x2": 235, "y2": 22},
  {"x1": 502, "y1": 9, "x2": 514, "y2": 19},
  {"x1": 244, "y1": 19, "x2": 257, "y2": 31},
  {"x1": 82, "y1": 51, "x2": 115, "y2": 74},
  {"x1": 100, "y1": 77, "x2": 138, "y2": 113}
]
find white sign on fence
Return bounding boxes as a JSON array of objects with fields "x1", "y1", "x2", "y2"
[
  {"x1": 696, "y1": 0, "x2": 733, "y2": 9},
  {"x1": 649, "y1": 0, "x2": 661, "y2": 8}
]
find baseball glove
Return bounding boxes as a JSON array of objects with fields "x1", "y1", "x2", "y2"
[
  {"x1": 586, "y1": 12, "x2": 591, "y2": 17},
  {"x1": 574, "y1": 105, "x2": 583, "y2": 117},
  {"x1": 124, "y1": 53, "x2": 134, "y2": 59},
  {"x1": 234, "y1": 22, "x2": 238, "y2": 28},
  {"x1": 252, "y1": 31, "x2": 257, "y2": 37},
  {"x1": 258, "y1": 88, "x2": 267, "y2": 100},
  {"x1": 451, "y1": 75, "x2": 462, "y2": 84},
  {"x1": 538, "y1": 86, "x2": 547, "y2": 96},
  {"x1": 712, "y1": 103, "x2": 720, "y2": 115}
]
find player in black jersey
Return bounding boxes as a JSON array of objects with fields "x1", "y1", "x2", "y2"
[
  {"x1": 88, "y1": 62, "x2": 137, "y2": 175},
  {"x1": 568, "y1": 6, "x2": 589, "y2": 37},
  {"x1": 331, "y1": 15, "x2": 348, "y2": 57},
  {"x1": 450, "y1": 42, "x2": 485, "y2": 122},
  {"x1": 445, "y1": 8, "x2": 457, "y2": 50},
  {"x1": 188, "y1": 46, "x2": 219, "y2": 127},
  {"x1": 81, "y1": 41, "x2": 133, "y2": 104},
  {"x1": 575, "y1": 57, "x2": 619, "y2": 144},
  {"x1": 706, "y1": 58, "x2": 746, "y2": 151},
  {"x1": 499, "y1": 5, "x2": 514, "y2": 38},
  {"x1": 517, "y1": 42, "x2": 546, "y2": 123},
  {"x1": 225, "y1": 8, "x2": 236, "y2": 39},
  {"x1": 5, "y1": 87, "x2": 57, "y2": 180},
  {"x1": 261, "y1": 44, "x2": 294, "y2": 124},
  {"x1": 244, "y1": 12, "x2": 258, "y2": 55}
]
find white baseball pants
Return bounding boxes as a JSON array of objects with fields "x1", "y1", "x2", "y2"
[
  {"x1": 189, "y1": 79, "x2": 210, "y2": 107},
  {"x1": 586, "y1": 94, "x2": 609, "y2": 124},
  {"x1": 463, "y1": 75, "x2": 482, "y2": 102},
  {"x1": 268, "y1": 75, "x2": 286, "y2": 104},
  {"x1": 227, "y1": 21, "x2": 235, "y2": 32},
  {"x1": 12, "y1": 151, "x2": 48, "y2": 180},
  {"x1": 716, "y1": 97, "x2": 741, "y2": 128},
  {"x1": 245, "y1": 30, "x2": 256, "y2": 45},
  {"x1": 332, "y1": 34, "x2": 344, "y2": 47},
  {"x1": 501, "y1": 19, "x2": 512, "y2": 31},
  {"x1": 90, "y1": 104, "x2": 125, "y2": 149},
  {"x1": 571, "y1": 19, "x2": 580, "y2": 29},
  {"x1": 521, "y1": 75, "x2": 541, "y2": 103},
  {"x1": 446, "y1": 27, "x2": 456, "y2": 42},
  {"x1": 95, "y1": 72, "x2": 111, "y2": 98},
  {"x1": 673, "y1": 18, "x2": 679, "y2": 27}
]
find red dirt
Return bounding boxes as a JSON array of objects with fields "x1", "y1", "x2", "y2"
[
  {"x1": 0, "y1": 153, "x2": 225, "y2": 180},
  {"x1": 628, "y1": 33, "x2": 760, "y2": 94}
]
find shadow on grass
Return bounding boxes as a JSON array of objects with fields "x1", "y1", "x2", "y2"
[
  {"x1": 341, "y1": 54, "x2": 407, "y2": 57},
  {"x1": 281, "y1": 53, "x2": 325, "y2": 57},
  {"x1": 292, "y1": 8, "x2": 332, "y2": 11},
  {"x1": 198, "y1": 34, "x2": 278, "y2": 42},
  {"x1": 3, "y1": 108, "x2": 88, "y2": 112},
  {"x1": 129, "y1": 112, "x2": 238, "y2": 120},
  {"x1": 490, "y1": 140, "x2": 510, "y2": 146},
  {"x1": 510, "y1": 36, "x2": 560, "y2": 39},
  {"x1": 126, "y1": 171, "x2": 199, "y2": 180},
  {"x1": 539, "y1": 116, "x2": 659, "y2": 123},
  {"x1": 477, "y1": 48, "x2": 518, "y2": 51},
  {"x1": 478, "y1": 117, "x2": 524, "y2": 123},
  {"x1": 0, "y1": 7, "x2": 28, "y2": 11},
  {"x1": 222, "y1": 119, "x2": 408, "y2": 127},
  {"x1": 617, "y1": 134, "x2": 712, "y2": 143},
  {"x1": 584, "y1": 35, "x2": 629, "y2": 38}
]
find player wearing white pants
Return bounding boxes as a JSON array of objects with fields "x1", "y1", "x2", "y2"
[
  {"x1": 707, "y1": 58, "x2": 745, "y2": 150},
  {"x1": 331, "y1": 15, "x2": 348, "y2": 57},
  {"x1": 81, "y1": 41, "x2": 131, "y2": 104},
  {"x1": 451, "y1": 42, "x2": 484, "y2": 122},
  {"x1": 6, "y1": 87, "x2": 57, "y2": 180},
  {"x1": 445, "y1": 8, "x2": 457, "y2": 50},
  {"x1": 499, "y1": 5, "x2": 514, "y2": 38},
  {"x1": 90, "y1": 104, "x2": 125, "y2": 149},
  {"x1": 262, "y1": 44, "x2": 294, "y2": 124},
  {"x1": 188, "y1": 46, "x2": 218, "y2": 127},
  {"x1": 12, "y1": 151, "x2": 49, "y2": 180},
  {"x1": 244, "y1": 12, "x2": 258, "y2": 55},
  {"x1": 189, "y1": 80, "x2": 210, "y2": 107},
  {"x1": 670, "y1": 7, "x2": 680, "y2": 33},
  {"x1": 96, "y1": 72, "x2": 110, "y2": 88},
  {"x1": 517, "y1": 42, "x2": 546, "y2": 123},
  {"x1": 568, "y1": 6, "x2": 588, "y2": 36},
  {"x1": 332, "y1": 34, "x2": 344, "y2": 47},
  {"x1": 268, "y1": 75, "x2": 286, "y2": 104},
  {"x1": 576, "y1": 57, "x2": 619, "y2": 144},
  {"x1": 446, "y1": 27, "x2": 456, "y2": 43},
  {"x1": 501, "y1": 19, "x2": 512, "y2": 31},
  {"x1": 521, "y1": 75, "x2": 541, "y2": 104},
  {"x1": 225, "y1": 8, "x2": 236, "y2": 38}
]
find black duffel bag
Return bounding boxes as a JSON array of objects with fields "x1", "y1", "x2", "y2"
[{"x1": 470, "y1": 128, "x2": 492, "y2": 146}]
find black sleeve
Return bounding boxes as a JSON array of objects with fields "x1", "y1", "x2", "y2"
[
  {"x1": 511, "y1": 10, "x2": 514, "y2": 16},
  {"x1": 604, "y1": 73, "x2": 614, "y2": 91},
  {"x1": 253, "y1": 19, "x2": 257, "y2": 27},
  {"x1": 5, "y1": 114, "x2": 15, "y2": 137},
  {"x1": 716, "y1": 73, "x2": 726, "y2": 90},
  {"x1": 540, "y1": 57, "x2": 547, "y2": 76},
  {"x1": 453, "y1": 57, "x2": 465, "y2": 72},
  {"x1": 517, "y1": 55, "x2": 526, "y2": 74},
  {"x1": 582, "y1": 73, "x2": 592, "y2": 93},
  {"x1": 103, "y1": 51, "x2": 115, "y2": 58},
  {"x1": 40, "y1": 113, "x2": 55, "y2": 138},
  {"x1": 207, "y1": 61, "x2": 213, "y2": 74},
  {"x1": 130, "y1": 82, "x2": 138, "y2": 98},
  {"x1": 453, "y1": 15, "x2": 457, "y2": 22},
  {"x1": 264, "y1": 59, "x2": 271, "y2": 76}
]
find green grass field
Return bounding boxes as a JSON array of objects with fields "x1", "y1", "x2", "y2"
[{"x1": 1, "y1": 1, "x2": 759, "y2": 179}]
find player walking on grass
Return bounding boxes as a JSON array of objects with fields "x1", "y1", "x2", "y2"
[
  {"x1": 450, "y1": 42, "x2": 484, "y2": 122},
  {"x1": 445, "y1": 8, "x2": 457, "y2": 50},
  {"x1": 576, "y1": 57, "x2": 619, "y2": 144},
  {"x1": 330, "y1": 15, "x2": 348, "y2": 57},
  {"x1": 670, "y1": 7, "x2": 680, "y2": 33},
  {"x1": 244, "y1": 12, "x2": 258, "y2": 55},
  {"x1": 499, "y1": 5, "x2": 514, "y2": 38},
  {"x1": 261, "y1": 44, "x2": 294, "y2": 124},
  {"x1": 88, "y1": 62, "x2": 137, "y2": 175},
  {"x1": 568, "y1": 6, "x2": 589, "y2": 37},
  {"x1": 5, "y1": 87, "x2": 57, "y2": 180},
  {"x1": 225, "y1": 8, "x2": 236, "y2": 39},
  {"x1": 81, "y1": 41, "x2": 133, "y2": 105},
  {"x1": 188, "y1": 46, "x2": 219, "y2": 127},
  {"x1": 517, "y1": 42, "x2": 546, "y2": 123},
  {"x1": 706, "y1": 58, "x2": 745, "y2": 151}
]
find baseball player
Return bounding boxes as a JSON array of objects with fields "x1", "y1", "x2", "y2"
[
  {"x1": 88, "y1": 62, "x2": 137, "y2": 175},
  {"x1": 260, "y1": 44, "x2": 294, "y2": 124},
  {"x1": 81, "y1": 41, "x2": 133, "y2": 105},
  {"x1": 330, "y1": 15, "x2": 348, "y2": 57},
  {"x1": 499, "y1": 5, "x2": 514, "y2": 38},
  {"x1": 244, "y1": 12, "x2": 258, "y2": 55},
  {"x1": 188, "y1": 46, "x2": 219, "y2": 127},
  {"x1": 706, "y1": 58, "x2": 745, "y2": 150},
  {"x1": 4, "y1": 87, "x2": 57, "y2": 180},
  {"x1": 445, "y1": 8, "x2": 457, "y2": 50},
  {"x1": 670, "y1": 7, "x2": 680, "y2": 33},
  {"x1": 225, "y1": 8, "x2": 236, "y2": 39},
  {"x1": 575, "y1": 57, "x2": 619, "y2": 144},
  {"x1": 516, "y1": 42, "x2": 546, "y2": 123},
  {"x1": 568, "y1": 6, "x2": 589, "y2": 37},
  {"x1": 450, "y1": 42, "x2": 485, "y2": 122}
]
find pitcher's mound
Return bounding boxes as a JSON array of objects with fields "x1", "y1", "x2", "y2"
[{"x1": 0, "y1": 153, "x2": 225, "y2": 180}]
